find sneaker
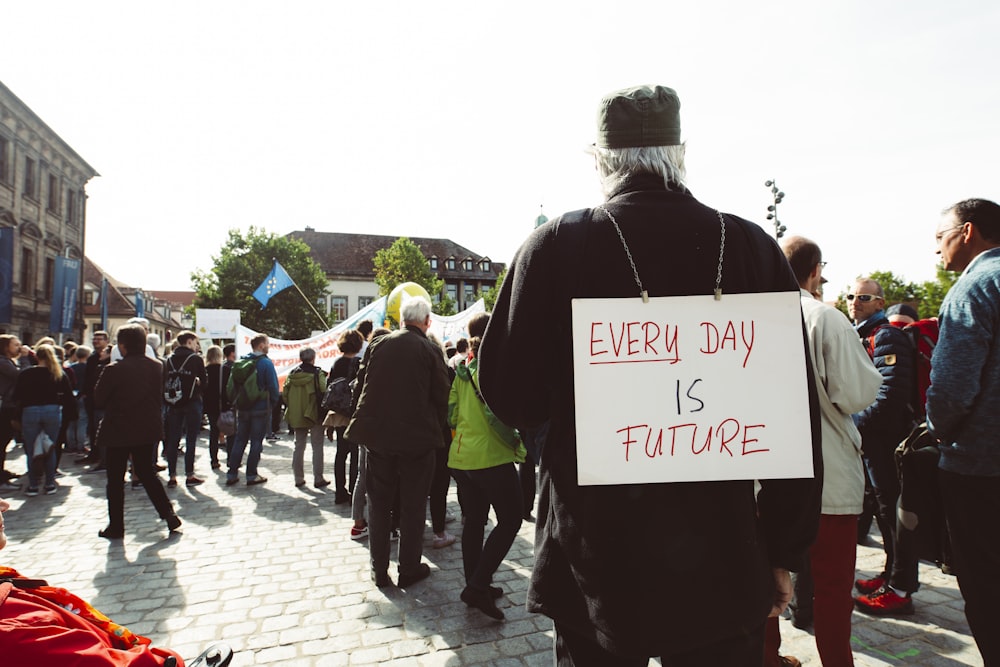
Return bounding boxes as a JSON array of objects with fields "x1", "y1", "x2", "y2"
[
  {"x1": 855, "y1": 574, "x2": 886, "y2": 595},
  {"x1": 266, "y1": 432, "x2": 278, "y2": 441},
  {"x1": 167, "y1": 478, "x2": 178, "y2": 488},
  {"x1": 350, "y1": 525, "x2": 369, "y2": 540},
  {"x1": 247, "y1": 476, "x2": 268, "y2": 486},
  {"x1": 315, "y1": 479, "x2": 331, "y2": 489},
  {"x1": 778, "y1": 657, "x2": 802, "y2": 667},
  {"x1": 0, "y1": 480, "x2": 20, "y2": 492},
  {"x1": 432, "y1": 532, "x2": 456, "y2": 549},
  {"x1": 25, "y1": 487, "x2": 40, "y2": 497},
  {"x1": 211, "y1": 461, "x2": 222, "y2": 470},
  {"x1": 85, "y1": 465, "x2": 107, "y2": 474},
  {"x1": 225, "y1": 476, "x2": 240, "y2": 487},
  {"x1": 44, "y1": 485, "x2": 57, "y2": 495},
  {"x1": 855, "y1": 587, "x2": 915, "y2": 616},
  {"x1": 185, "y1": 476, "x2": 205, "y2": 487}
]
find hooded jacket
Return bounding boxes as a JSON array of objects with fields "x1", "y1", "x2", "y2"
[
  {"x1": 282, "y1": 363, "x2": 325, "y2": 429},
  {"x1": 448, "y1": 357, "x2": 526, "y2": 471}
]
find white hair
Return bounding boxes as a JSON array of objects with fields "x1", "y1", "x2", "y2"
[
  {"x1": 400, "y1": 296, "x2": 432, "y2": 324},
  {"x1": 589, "y1": 144, "x2": 687, "y2": 197},
  {"x1": 147, "y1": 333, "x2": 161, "y2": 351}
]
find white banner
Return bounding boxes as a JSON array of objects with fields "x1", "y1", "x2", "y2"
[
  {"x1": 571, "y1": 291, "x2": 812, "y2": 485},
  {"x1": 428, "y1": 299, "x2": 486, "y2": 345},
  {"x1": 195, "y1": 309, "x2": 241, "y2": 339}
]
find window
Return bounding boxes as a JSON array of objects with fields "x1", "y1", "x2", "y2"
[
  {"x1": 316, "y1": 295, "x2": 328, "y2": 313},
  {"x1": 463, "y1": 284, "x2": 476, "y2": 309},
  {"x1": 358, "y1": 295, "x2": 375, "y2": 309},
  {"x1": 331, "y1": 296, "x2": 348, "y2": 322},
  {"x1": 45, "y1": 257, "x2": 55, "y2": 299},
  {"x1": 462, "y1": 259, "x2": 473, "y2": 271},
  {"x1": 20, "y1": 248, "x2": 34, "y2": 293},
  {"x1": 480, "y1": 260, "x2": 490, "y2": 272},
  {"x1": 47, "y1": 173, "x2": 59, "y2": 212},
  {"x1": 446, "y1": 283, "x2": 457, "y2": 304},
  {"x1": 23, "y1": 157, "x2": 36, "y2": 198},
  {"x1": 429, "y1": 256, "x2": 438, "y2": 270},
  {"x1": 0, "y1": 136, "x2": 9, "y2": 184},
  {"x1": 66, "y1": 190, "x2": 76, "y2": 225},
  {"x1": 446, "y1": 257, "x2": 456, "y2": 270},
  {"x1": 84, "y1": 289, "x2": 97, "y2": 306}
]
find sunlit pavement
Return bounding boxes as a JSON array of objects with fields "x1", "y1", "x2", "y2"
[{"x1": 2, "y1": 433, "x2": 980, "y2": 666}]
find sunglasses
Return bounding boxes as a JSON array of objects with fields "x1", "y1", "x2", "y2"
[{"x1": 846, "y1": 294, "x2": 882, "y2": 303}]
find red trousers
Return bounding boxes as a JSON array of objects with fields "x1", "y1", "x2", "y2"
[{"x1": 765, "y1": 514, "x2": 857, "y2": 667}]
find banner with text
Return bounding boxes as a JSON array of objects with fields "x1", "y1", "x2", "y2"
[
  {"x1": 49, "y1": 257, "x2": 81, "y2": 334},
  {"x1": 571, "y1": 291, "x2": 812, "y2": 485}
]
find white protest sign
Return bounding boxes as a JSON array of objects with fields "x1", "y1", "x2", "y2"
[
  {"x1": 571, "y1": 291, "x2": 812, "y2": 485},
  {"x1": 195, "y1": 309, "x2": 241, "y2": 339}
]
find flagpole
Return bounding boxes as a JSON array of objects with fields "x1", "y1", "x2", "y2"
[{"x1": 292, "y1": 282, "x2": 330, "y2": 330}]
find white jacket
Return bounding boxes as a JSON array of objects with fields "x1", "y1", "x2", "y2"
[{"x1": 800, "y1": 289, "x2": 882, "y2": 514}]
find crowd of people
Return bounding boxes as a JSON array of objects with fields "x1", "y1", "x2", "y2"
[{"x1": 1, "y1": 84, "x2": 998, "y2": 666}]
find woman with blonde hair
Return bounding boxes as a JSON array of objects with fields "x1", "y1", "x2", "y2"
[{"x1": 11, "y1": 344, "x2": 74, "y2": 496}]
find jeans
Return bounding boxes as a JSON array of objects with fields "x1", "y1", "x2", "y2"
[
  {"x1": 334, "y1": 426, "x2": 358, "y2": 496},
  {"x1": 65, "y1": 397, "x2": 88, "y2": 452},
  {"x1": 453, "y1": 463, "x2": 523, "y2": 591},
  {"x1": 21, "y1": 404, "x2": 62, "y2": 489},
  {"x1": 292, "y1": 424, "x2": 325, "y2": 485},
  {"x1": 227, "y1": 407, "x2": 269, "y2": 481},
  {"x1": 165, "y1": 399, "x2": 203, "y2": 478}
]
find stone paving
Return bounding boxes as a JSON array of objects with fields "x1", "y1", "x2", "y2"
[{"x1": 1, "y1": 432, "x2": 983, "y2": 666}]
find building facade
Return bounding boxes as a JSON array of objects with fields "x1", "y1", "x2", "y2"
[
  {"x1": 288, "y1": 229, "x2": 505, "y2": 322},
  {"x1": 0, "y1": 80, "x2": 99, "y2": 343}
]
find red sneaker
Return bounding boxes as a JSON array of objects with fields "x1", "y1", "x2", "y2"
[
  {"x1": 854, "y1": 574, "x2": 886, "y2": 595},
  {"x1": 855, "y1": 587, "x2": 915, "y2": 616}
]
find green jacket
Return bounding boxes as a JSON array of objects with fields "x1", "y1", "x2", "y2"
[
  {"x1": 448, "y1": 358, "x2": 525, "y2": 470},
  {"x1": 282, "y1": 364, "x2": 325, "y2": 429}
]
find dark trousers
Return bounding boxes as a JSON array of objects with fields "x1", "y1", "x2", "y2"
[
  {"x1": 453, "y1": 463, "x2": 522, "y2": 591},
  {"x1": 0, "y1": 406, "x2": 15, "y2": 481},
  {"x1": 334, "y1": 426, "x2": 359, "y2": 496},
  {"x1": 206, "y1": 409, "x2": 223, "y2": 466},
  {"x1": 105, "y1": 444, "x2": 175, "y2": 531},
  {"x1": 366, "y1": 448, "x2": 435, "y2": 580},
  {"x1": 428, "y1": 447, "x2": 451, "y2": 533},
  {"x1": 940, "y1": 469, "x2": 1000, "y2": 666},
  {"x1": 865, "y1": 435, "x2": 921, "y2": 592},
  {"x1": 518, "y1": 449, "x2": 536, "y2": 519},
  {"x1": 164, "y1": 399, "x2": 203, "y2": 478},
  {"x1": 556, "y1": 620, "x2": 766, "y2": 667}
]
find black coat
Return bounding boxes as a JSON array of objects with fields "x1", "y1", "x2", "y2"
[
  {"x1": 478, "y1": 175, "x2": 822, "y2": 656},
  {"x1": 94, "y1": 354, "x2": 164, "y2": 449}
]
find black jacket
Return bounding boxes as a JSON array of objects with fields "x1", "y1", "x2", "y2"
[
  {"x1": 478, "y1": 175, "x2": 822, "y2": 656},
  {"x1": 94, "y1": 354, "x2": 165, "y2": 448},
  {"x1": 345, "y1": 325, "x2": 450, "y2": 453},
  {"x1": 855, "y1": 311, "x2": 917, "y2": 444}
]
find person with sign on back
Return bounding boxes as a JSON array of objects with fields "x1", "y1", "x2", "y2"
[
  {"x1": 478, "y1": 85, "x2": 822, "y2": 665},
  {"x1": 225, "y1": 334, "x2": 280, "y2": 487}
]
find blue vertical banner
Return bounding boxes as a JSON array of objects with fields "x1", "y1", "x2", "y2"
[
  {"x1": 49, "y1": 256, "x2": 81, "y2": 334},
  {"x1": 100, "y1": 276, "x2": 108, "y2": 331},
  {"x1": 135, "y1": 288, "x2": 144, "y2": 319},
  {"x1": 0, "y1": 228, "x2": 12, "y2": 323}
]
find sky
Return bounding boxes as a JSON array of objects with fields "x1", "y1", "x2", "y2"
[{"x1": 4, "y1": 1, "x2": 999, "y2": 296}]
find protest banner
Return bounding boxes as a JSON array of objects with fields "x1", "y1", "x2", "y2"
[
  {"x1": 195, "y1": 309, "x2": 241, "y2": 339},
  {"x1": 571, "y1": 291, "x2": 812, "y2": 485}
]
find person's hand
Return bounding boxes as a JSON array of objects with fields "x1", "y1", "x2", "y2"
[{"x1": 769, "y1": 568, "x2": 792, "y2": 618}]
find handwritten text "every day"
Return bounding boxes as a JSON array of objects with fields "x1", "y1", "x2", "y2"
[{"x1": 589, "y1": 319, "x2": 756, "y2": 368}]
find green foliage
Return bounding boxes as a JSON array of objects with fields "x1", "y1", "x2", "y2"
[
  {"x1": 191, "y1": 227, "x2": 331, "y2": 339},
  {"x1": 833, "y1": 266, "x2": 959, "y2": 320},
  {"x1": 435, "y1": 292, "x2": 457, "y2": 317},
  {"x1": 482, "y1": 266, "x2": 507, "y2": 311},
  {"x1": 372, "y1": 237, "x2": 444, "y2": 301}
]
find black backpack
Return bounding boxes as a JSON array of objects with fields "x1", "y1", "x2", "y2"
[
  {"x1": 322, "y1": 357, "x2": 360, "y2": 415},
  {"x1": 164, "y1": 354, "x2": 199, "y2": 407}
]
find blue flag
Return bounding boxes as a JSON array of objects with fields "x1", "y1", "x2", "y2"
[
  {"x1": 253, "y1": 261, "x2": 295, "y2": 308},
  {"x1": 49, "y1": 257, "x2": 81, "y2": 334}
]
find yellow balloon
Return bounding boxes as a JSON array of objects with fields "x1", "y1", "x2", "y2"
[{"x1": 386, "y1": 282, "x2": 432, "y2": 324}]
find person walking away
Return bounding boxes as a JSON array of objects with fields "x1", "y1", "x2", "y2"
[
  {"x1": 283, "y1": 347, "x2": 329, "y2": 489},
  {"x1": 203, "y1": 345, "x2": 227, "y2": 471},
  {"x1": 449, "y1": 327, "x2": 525, "y2": 620},
  {"x1": 0, "y1": 335, "x2": 21, "y2": 490},
  {"x1": 329, "y1": 329, "x2": 364, "y2": 503},
  {"x1": 226, "y1": 334, "x2": 280, "y2": 486},
  {"x1": 162, "y1": 331, "x2": 207, "y2": 488}
]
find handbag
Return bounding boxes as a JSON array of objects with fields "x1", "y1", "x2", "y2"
[
  {"x1": 217, "y1": 409, "x2": 237, "y2": 437},
  {"x1": 32, "y1": 431, "x2": 54, "y2": 460}
]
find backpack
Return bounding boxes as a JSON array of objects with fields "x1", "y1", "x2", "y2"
[
  {"x1": 322, "y1": 376, "x2": 356, "y2": 415},
  {"x1": 164, "y1": 354, "x2": 198, "y2": 407},
  {"x1": 225, "y1": 356, "x2": 269, "y2": 410},
  {"x1": 901, "y1": 318, "x2": 939, "y2": 420}
]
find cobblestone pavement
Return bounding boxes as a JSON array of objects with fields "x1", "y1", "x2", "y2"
[{"x1": 1, "y1": 433, "x2": 982, "y2": 666}]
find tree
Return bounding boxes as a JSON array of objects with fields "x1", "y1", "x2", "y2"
[
  {"x1": 914, "y1": 264, "x2": 960, "y2": 318},
  {"x1": 372, "y1": 237, "x2": 448, "y2": 314},
  {"x1": 192, "y1": 227, "x2": 330, "y2": 339},
  {"x1": 833, "y1": 267, "x2": 958, "y2": 320},
  {"x1": 482, "y1": 266, "x2": 507, "y2": 311}
]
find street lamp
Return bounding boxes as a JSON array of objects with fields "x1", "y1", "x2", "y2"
[{"x1": 765, "y1": 180, "x2": 787, "y2": 239}]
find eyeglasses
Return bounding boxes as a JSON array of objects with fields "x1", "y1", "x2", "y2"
[
  {"x1": 819, "y1": 261, "x2": 828, "y2": 268},
  {"x1": 846, "y1": 293, "x2": 883, "y2": 303},
  {"x1": 936, "y1": 226, "x2": 964, "y2": 244}
]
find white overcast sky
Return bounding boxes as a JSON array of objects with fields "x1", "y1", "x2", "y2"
[{"x1": 4, "y1": 1, "x2": 999, "y2": 294}]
